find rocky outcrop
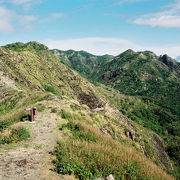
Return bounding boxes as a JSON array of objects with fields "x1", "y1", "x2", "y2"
[
  {"x1": 152, "y1": 134, "x2": 173, "y2": 171},
  {"x1": 94, "y1": 174, "x2": 114, "y2": 180}
]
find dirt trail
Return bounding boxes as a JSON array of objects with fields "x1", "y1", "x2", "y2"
[{"x1": 0, "y1": 103, "x2": 64, "y2": 180}]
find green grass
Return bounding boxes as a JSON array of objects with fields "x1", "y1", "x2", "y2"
[
  {"x1": 59, "y1": 109, "x2": 72, "y2": 120},
  {"x1": 0, "y1": 127, "x2": 30, "y2": 144},
  {"x1": 51, "y1": 108, "x2": 58, "y2": 113},
  {"x1": 54, "y1": 118, "x2": 172, "y2": 180},
  {"x1": 41, "y1": 84, "x2": 57, "y2": 95},
  {"x1": 70, "y1": 104, "x2": 80, "y2": 111},
  {"x1": 0, "y1": 112, "x2": 27, "y2": 132},
  {"x1": 54, "y1": 141, "x2": 148, "y2": 180},
  {"x1": 36, "y1": 103, "x2": 46, "y2": 112},
  {"x1": 59, "y1": 122, "x2": 97, "y2": 142},
  {"x1": 0, "y1": 89, "x2": 23, "y2": 115},
  {"x1": 0, "y1": 93, "x2": 50, "y2": 133}
]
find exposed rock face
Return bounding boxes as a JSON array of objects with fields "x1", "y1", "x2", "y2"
[
  {"x1": 103, "y1": 102, "x2": 146, "y2": 155},
  {"x1": 160, "y1": 54, "x2": 180, "y2": 73},
  {"x1": 106, "y1": 174, "x2": 114, "y2": 180},
  {"x1": 77, "y1": 89, "x2": 104, "y2": 109},
  {"x1": 161, "y1": 55, "x2": 174, "y2": 67},
  {"x1": 152, "y1": 134, "x2": 173, "y2": 171},
  {"x1": 125, "y1": 129, "x2": 135, "y2": 141}
]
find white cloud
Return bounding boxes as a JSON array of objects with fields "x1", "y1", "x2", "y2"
[
  {"x1": 10, "y1": 0, "x2": 32, "y2": 4},
  {"x1": 51, "y1": 13, "x2": 64, "y2": 19},
  {"x1": 18, "y1": 15, "x2": 37, "y2": 30},
  {"x1": 0, "y1": 0, "x2": 42, "y2": 11},
  {"x1": 22, "y1": 15, "x2": 37, "y2": 22},
  {"x1": 0, "y1": 1, "x2": 62, "y2": 32},
  {"x1": 0, "y1": 5, "x2": 38, "y2": 32},
  {"x1": 133, "y1": 0, "x2": 180, "y2": 28},
  {"x1": 0, "y1": 19, "x2": 14, "y2": 32},
  {"x1": 44, "y1": 37, "x2": 180, "y2": 58},
  {"x1": 114, "y1": 0, "x2": 146, "y2": 5},
  {"x1": 39, "y1": 13, "x2": 64, "y2": 23},
  {"x1": 134, "y1": 15, "x2": 180, "y2": 28},
  {"x1": 0, "y1": 6, "x2": 14, "y2": 32}
]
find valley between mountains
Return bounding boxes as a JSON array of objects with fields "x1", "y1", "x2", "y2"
[{"x1": 0, "y1": 42, "x2": 179, "y2": 180}]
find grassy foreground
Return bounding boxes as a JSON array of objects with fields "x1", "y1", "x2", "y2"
[{"x1": 53, "y1": 110, "x2": 173, "y2": 180}]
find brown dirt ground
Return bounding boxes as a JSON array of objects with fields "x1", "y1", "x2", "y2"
[{"x1": 0, "y1": 99, "x2": 76, "y2": 180}]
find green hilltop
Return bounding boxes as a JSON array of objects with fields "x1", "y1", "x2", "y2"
[
  {"x1": 51, "y1": 49, "x2": 114, "y2": 81},
  {"x1": 0, "y1": 42, "x2": 102, "y2": 109}
]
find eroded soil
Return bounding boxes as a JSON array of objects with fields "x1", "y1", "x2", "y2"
[{"x1": 0, "y1": 99, "x2": 75, "y2": 180}]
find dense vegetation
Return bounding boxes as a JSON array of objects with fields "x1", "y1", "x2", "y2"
[
  {"x1": 53, "y1": 109, "x2": 173, "y2": 180},
  {"x1": 53, "y1": 48, "x2": 180, "y2": 178},
  {"x1": 0, "y1": 42, "x2": 178, "y2": 179},
  {"x1": 0, "y1": 127, "x2": 30, "y2": 145},
  {"x1": 51, "y1": 49, "x2": 113, "y2": 80}
]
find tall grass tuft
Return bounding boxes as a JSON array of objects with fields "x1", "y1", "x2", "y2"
[
  {"x1": 0, "y1": 127, "x2": 30, "y2": 144},
  {"x1": 54, "y1": 119, "x2": 173, "y2": 180}
]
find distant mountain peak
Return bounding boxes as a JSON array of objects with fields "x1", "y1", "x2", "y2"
[
  {"x1": 121, "y1": 49, "x2": 135, "y2": 55},
  {"x1": 160, "y1": 54, "x2": 177, "y2": 67}
]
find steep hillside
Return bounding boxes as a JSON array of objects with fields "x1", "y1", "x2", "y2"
[
  {"x1": 93, "y1": 50, "x2": 180, "y2": 135},
  {"x1": 54, "y1": 48, "x2": 180, "y2": 178},
  {"x1": 0, "y1": 42, "x2": 103, "y2": 109},
  {"x1": 0, "y1": 42, "x2": 176, "y2": 180},
  {"x1": 51, "y1": 49, "x2": 113, "y2": 80}
]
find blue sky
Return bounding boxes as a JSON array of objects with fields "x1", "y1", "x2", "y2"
[{"x1": 0, "y1": 0, "x2": 180, "y2": 58}]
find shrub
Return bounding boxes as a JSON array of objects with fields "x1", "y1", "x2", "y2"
[
  {"x1": 59, "y1": 122, "x2": 97, "y2": 142},
  {"x1": 36, "y1": 103, "x2": 46, "y2": 112},
  {"x1": 0, "y1": 127, "x2": 30, "y2": 144},
  {"x1": 51, "y1": 108, "x2": 57, "y2": 113},
  {"x1": 0, "y1": 112, "x2": 27, "y2": 132},
  {"x1": 54, "y1": 119, "x2": 172, "y2": 180},
  {"x1": 59, "y1": 109, "x2": 72, "y2": 120},
  {"x1": 42, "y1": 84, "x2": 57, "y2": 94},
  {"x1": 70, "y1": 105, "x2": 80, "y2": 111}
]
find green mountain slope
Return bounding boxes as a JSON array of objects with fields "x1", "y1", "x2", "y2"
[
  {"x1": 0, "y1": 42, "x2": 103, "y2": 109},
  {"x1": 53, "y1": 48, "x2": 180, "y2": 178},
  {"x1": 51, "y1": 49, "x2": 113, "y2": 80},
  {"x1": 93, "y1": 49, "x2": 180, "y2": 133},
  {"x1": 0, "y1": 42, "x2": 177, "y2": 179}
]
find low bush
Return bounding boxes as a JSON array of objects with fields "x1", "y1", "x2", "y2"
[
  {"x1": 54, "y1": 119, "x2": 172, "y2": 180},
  {"x1": 0, "y1": 112, "x2": 27, "y2": 132},
  {"x1": 0, "y1": 127, "x2": 30, "y2": 144},
  {"x1": 42, "y1": 84, "x2": 57, "y2": 94},
  {"x1": 70, "y1": 105, "x2": 80, "y2": 111},
  {"x1": 51, "y1": 108, "x2": 58, "y2": 113},
  {"x1": 60, "y1": 122, "x2": 97, "y2": 142},
  {"x1": 36, "y1": 103, "x2": 46, "y2": 112},
  {"x1": 59, "y1": 109, "x2": 72, "y2": 120}
]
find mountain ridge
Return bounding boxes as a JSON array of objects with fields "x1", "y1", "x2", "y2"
[
  {"x1": 52, "y1": 46, "x2": 180, "y2": 178},
  {"x1": 0, "y1": 41, "x2": 178, "y2": 179}
]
